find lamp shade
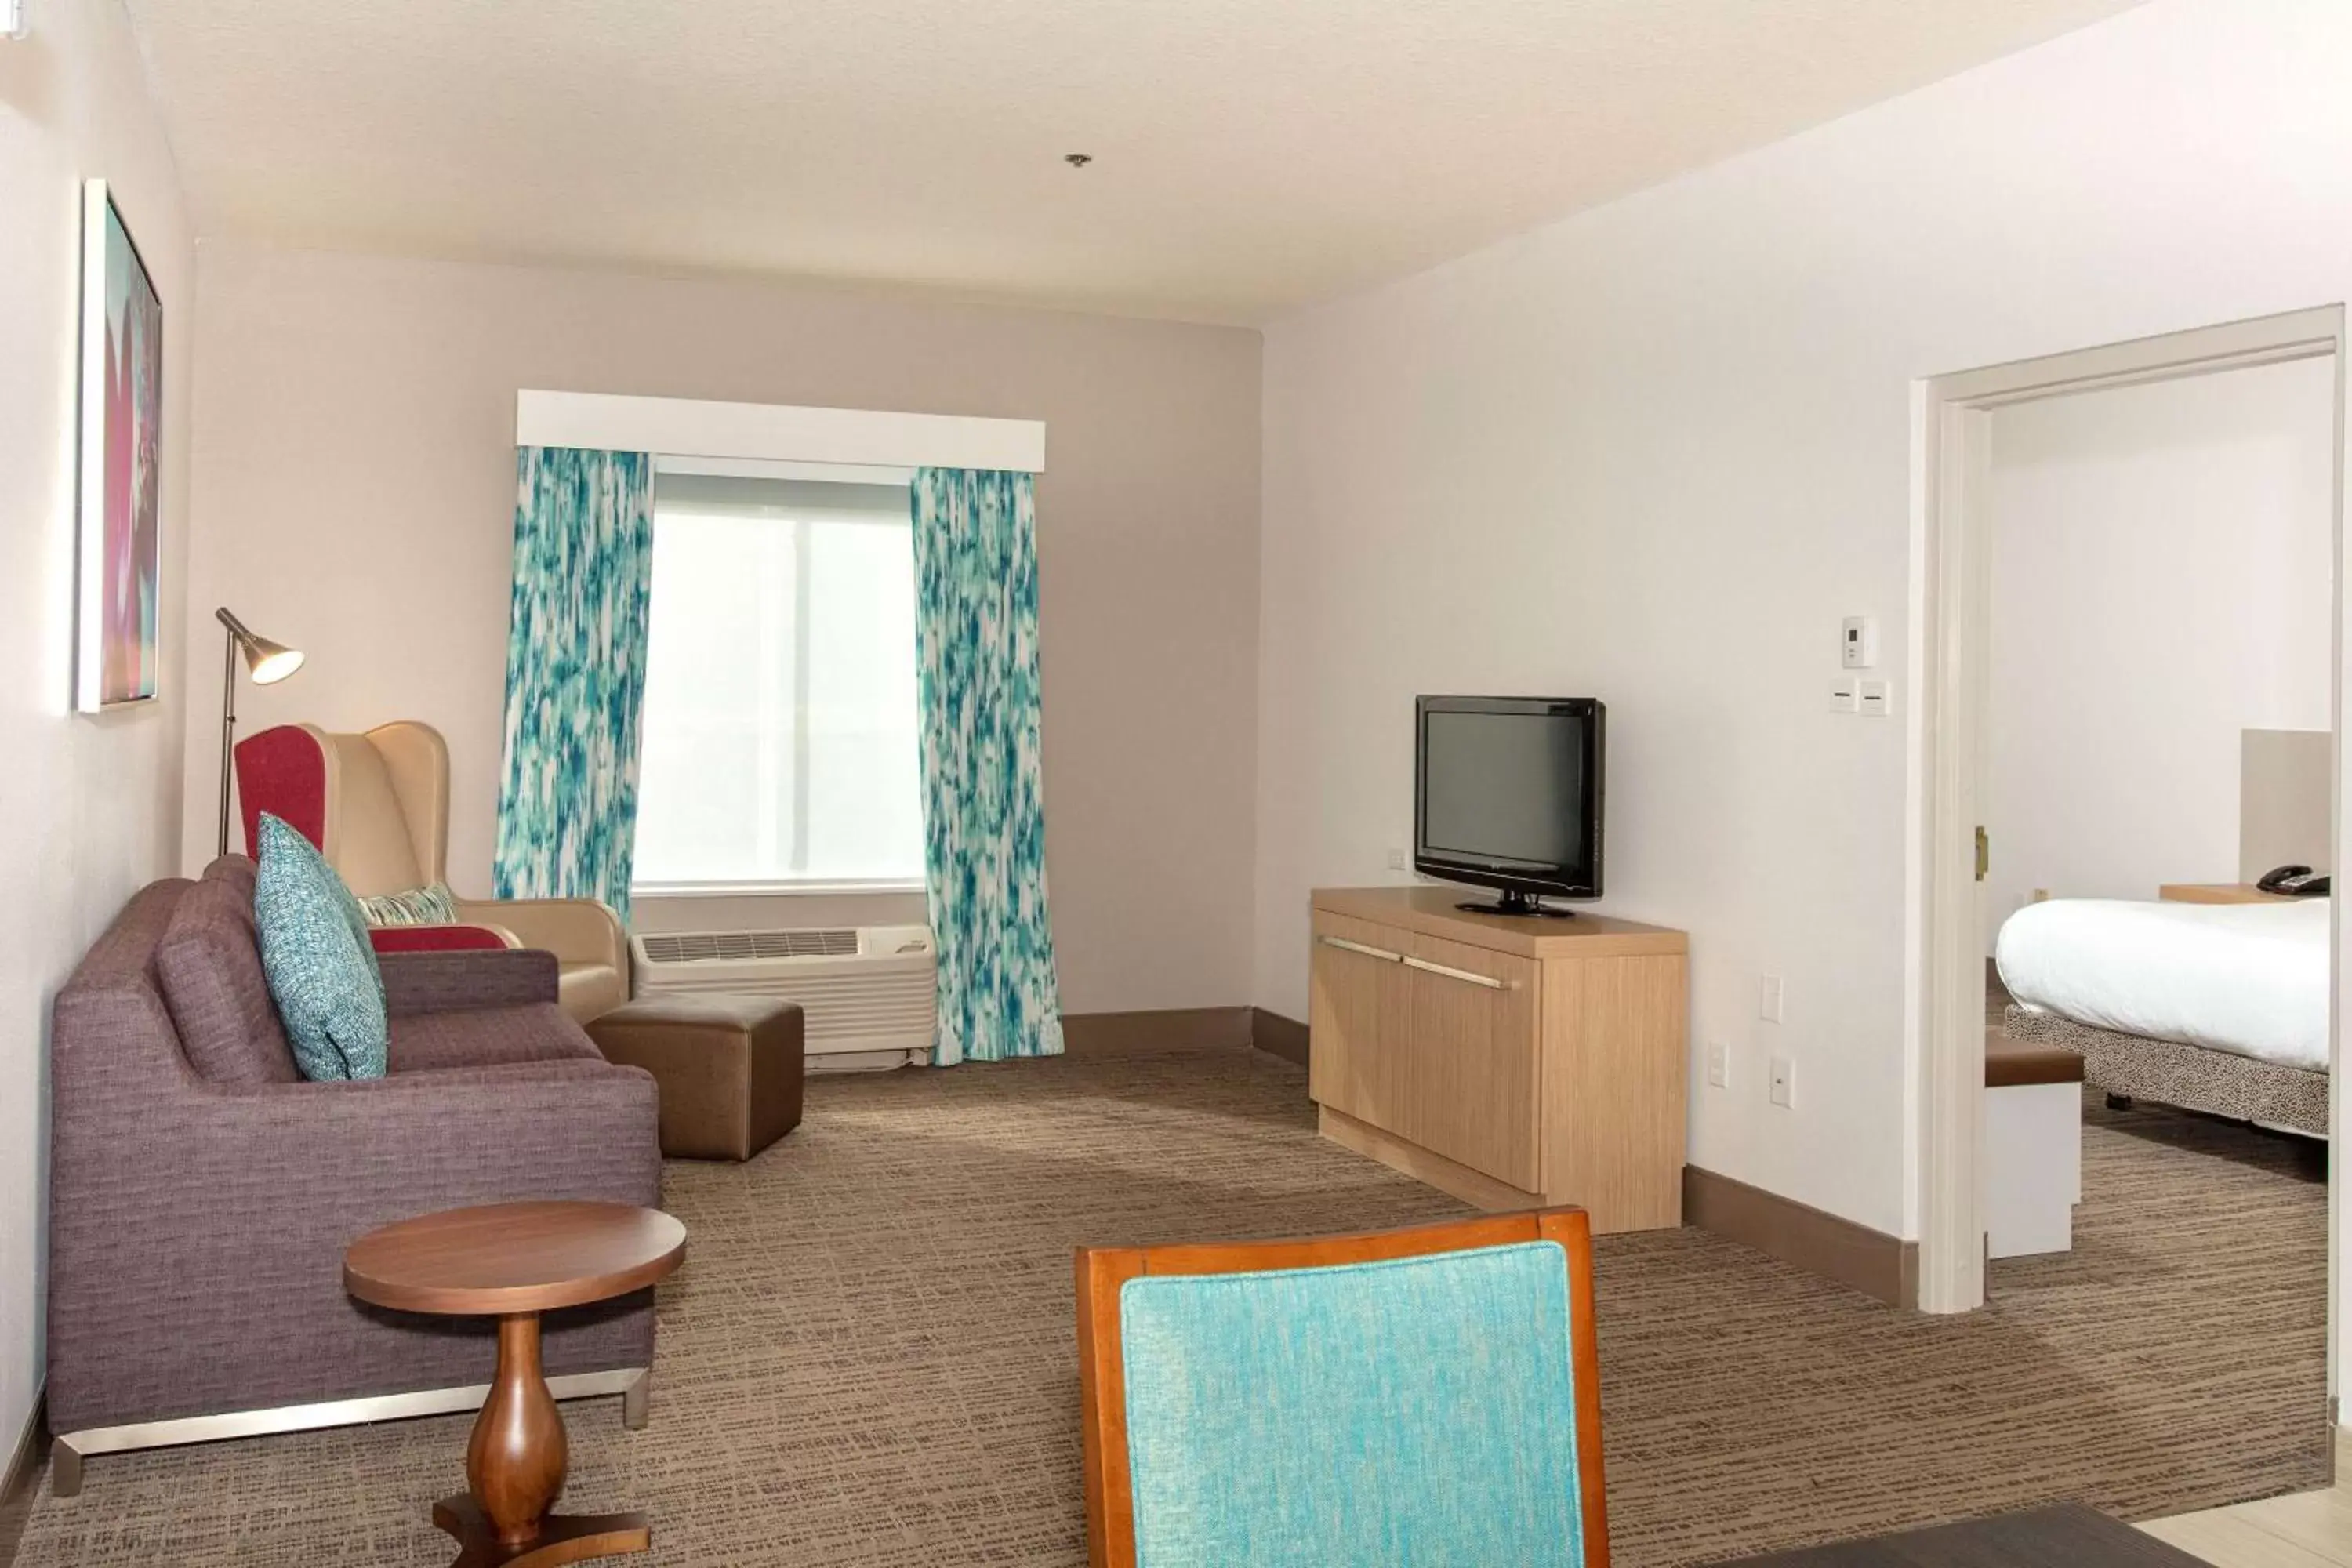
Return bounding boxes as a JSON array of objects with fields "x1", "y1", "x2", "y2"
[
  {"x1": 243, "y1": 638, "x2": 304, "y2": 684},
  {"x1": 215, "y1": 607, "x2": 303, "y2": 684}
]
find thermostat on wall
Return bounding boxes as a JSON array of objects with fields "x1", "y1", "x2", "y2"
[{"x1": 1840, "y1": 615, "x2": 1878, "y2": 670}]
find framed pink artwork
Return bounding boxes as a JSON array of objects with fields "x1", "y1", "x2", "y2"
[{"x1": 77, "y1": 179, "x2": 163, "y2": 711}]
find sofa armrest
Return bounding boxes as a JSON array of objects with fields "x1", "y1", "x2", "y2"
[
  {"x1": 379, "y1": 949, "x2": 561, "y2": 1014},
  {"x1": 455, "y1": 898, "x2": 628, "y2": 987}
]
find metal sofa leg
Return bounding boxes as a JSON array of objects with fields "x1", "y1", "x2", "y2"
[
  {"x1": 42, "y1": 1367, "x2": 649, "y2": 1494},
  {"x1": 622, "y1": 1368, "x2": 651, "y2": 1430},
  {"x1": 51, "y1": 1436, "x2": 85, "y2": 1498}
]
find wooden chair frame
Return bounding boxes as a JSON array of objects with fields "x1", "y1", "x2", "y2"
[{"x1": 1074, "y1": 1207, "x2": 1610, "y2": 1568}]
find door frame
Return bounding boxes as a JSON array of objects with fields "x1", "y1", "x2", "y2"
[{"x1": 1909, "y1": 307, "x2": 2347, "y2": 1328}]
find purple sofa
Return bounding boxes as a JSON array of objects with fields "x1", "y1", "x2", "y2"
[{"x1": 45, "y1": 857, "x2": 662, "y2": 1496}]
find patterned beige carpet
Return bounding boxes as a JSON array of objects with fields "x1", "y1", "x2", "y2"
[{"x1": 15, "y1": 1047, "x2": 2328, "y2": 1566}]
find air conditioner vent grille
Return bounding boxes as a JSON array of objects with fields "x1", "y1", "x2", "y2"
[{"x1": 639, "y1": 928, "x2": 860, "y2": 964}]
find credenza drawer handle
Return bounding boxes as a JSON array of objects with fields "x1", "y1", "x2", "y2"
[
  {"x1": 1319, "y1": 935, "x2": 1403, "y2": 964},
  {"x1": 1403, "y1": 955, "x2": 1508, "y2": 990}
]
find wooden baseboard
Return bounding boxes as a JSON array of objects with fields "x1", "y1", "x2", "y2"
[
  {"x1": 0, "y1": 1390, "x2": 46, "y2": 1568},
  {"x1": 1683, "y1": 1166, "x2": 1918, "y2": 1308},
  {"x1": 1250, "y1": 1007, "x2": 1309, "y2": 1067},
  {"x1": 1320, "y1": 1105, "x2": 1544, "y2": 1211},
  {"x1": 1060, "y1": 1007, "x2": 1254, "y2": 1055},
  {"x1": 1059, "y1": 1007, "x2": 1315, "y2": 1064}
]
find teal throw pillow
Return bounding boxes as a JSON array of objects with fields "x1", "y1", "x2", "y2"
[
  {"x1": 254, "y1": 812, "x2": 389, "y2": 1081},
  {"x1": 358, "y1": 880, "x2": 463, "y2": 927}
]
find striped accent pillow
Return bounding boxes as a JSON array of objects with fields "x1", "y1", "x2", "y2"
[{"x1": 358, "y1": 880, "x2": 463, "y2": 927}]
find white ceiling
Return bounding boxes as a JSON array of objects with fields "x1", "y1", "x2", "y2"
[{"x1": 122, "y1": 0, "x2": 2144, "y2": 325}]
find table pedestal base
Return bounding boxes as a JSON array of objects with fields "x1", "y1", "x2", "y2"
[
  {"x1": 433, "y1": 1496, "x2": 651, "y2": 1568},
  {"x1": 437, "y1": 1312, "x2": 651, "y2": 1566}
]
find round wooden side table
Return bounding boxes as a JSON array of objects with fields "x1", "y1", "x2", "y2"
[{"x1": 345, "y1": 1200, "x2": 687, "y2": 1568}]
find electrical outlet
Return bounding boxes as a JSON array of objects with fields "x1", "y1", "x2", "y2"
[
  {"x1": 1759, "y1": 975, "x2": 1784, "y2": 1024},
  {"x1": 1769, "y1": 1054, "x2": 1795, "y2": 1109},
  {"x1": 1706, "y1": 1041, "x2": 1730, "y2": 1090},
  {"x1": 1386, "y1": 846, "x2": 1406, "y2": 871}
]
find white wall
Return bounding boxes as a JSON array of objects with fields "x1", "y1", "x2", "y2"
[
  {"x1": 1256, "y1": 0, "x2": 2352, "y2": 1243},
  {"x1": 0, "y1": 0, "x2": 194, "y2": 1453},
  {"x1": 1984, "y1": 358, "x2": 2336, "y2": 945},
  {"x1": 182, "y1": 245, "x2": 1262, "y2": 1015}
]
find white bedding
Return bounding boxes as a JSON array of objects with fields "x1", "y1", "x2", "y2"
[{"x1": 1994, "y1": 896, "x2": 2331, "y2": 1073}]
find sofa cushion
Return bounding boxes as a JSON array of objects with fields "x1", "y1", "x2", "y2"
[
  {"x1": 156, "y1": 877, "x2": 299, "y2": 1086},
  {"x1": 201, "y1": 853, "x2": 259, "y2": 904},
  {"x1": 389, "y1": 1003, "x2": 602, "y2": 1073},
  {"x1": 255, "y1": 813, "x2": 389, "y2": 1081}
]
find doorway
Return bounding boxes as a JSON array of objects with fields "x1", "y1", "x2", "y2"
[{"x1": 1909, "y1": 305, "x2": 2346, "y2": 1438}]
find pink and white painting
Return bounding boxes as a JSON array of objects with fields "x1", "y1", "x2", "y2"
[{"x1": 77, "y1": 180, "x2": 162, "y2": 711}]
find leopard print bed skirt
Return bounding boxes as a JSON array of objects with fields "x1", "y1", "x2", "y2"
[{"x1": 2003, "y1": 1004, "x2": 2328, "y2": 1137}]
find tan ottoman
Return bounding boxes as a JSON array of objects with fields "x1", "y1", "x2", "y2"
[{"x1": 586, "y1": 995, "x2": 805, "y2": 1160}]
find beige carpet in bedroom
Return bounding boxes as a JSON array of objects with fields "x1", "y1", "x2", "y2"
[{"x1": 14, "y1": 1047, "x2": 2327, "y2": 1567}]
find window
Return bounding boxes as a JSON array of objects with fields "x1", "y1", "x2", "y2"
[{"x1": 631, "y1": 473, "x2": 925, "y2": 890}]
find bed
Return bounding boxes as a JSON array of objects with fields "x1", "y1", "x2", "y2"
[{"x1": 1995, "y1": 895, "x2": 2329, "y2": 1136}]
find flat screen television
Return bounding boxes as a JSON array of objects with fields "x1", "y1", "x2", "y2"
[{"x1": 1414, "y1": 695, "x2": 1605, "y2": 916}]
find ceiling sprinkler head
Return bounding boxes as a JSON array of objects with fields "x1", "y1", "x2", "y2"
[{"x1": 1064, "y1": 153, "x2": 1093, "y2": 169}]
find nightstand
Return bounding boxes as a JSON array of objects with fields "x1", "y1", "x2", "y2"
[{"x1": 2158, "y1": 883, "x2": 2298, "y2": 905}]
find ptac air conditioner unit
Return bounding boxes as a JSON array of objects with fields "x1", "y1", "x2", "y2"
[{"x1": 630, "y1": 926, "x2": 936, "y2": 1072}]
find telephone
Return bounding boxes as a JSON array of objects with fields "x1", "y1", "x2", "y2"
[{"x1": 2256, "y1": 864, "x2": 2332, "y2": 898}]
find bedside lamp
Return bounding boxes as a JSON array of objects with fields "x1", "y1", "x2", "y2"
[{"x1": 216, "y1": 607, "x2": 305, "y2": 858}]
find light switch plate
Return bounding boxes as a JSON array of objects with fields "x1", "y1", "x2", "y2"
[
  {"x1": 3, "y1": 1, "x2": 24, "y2": 40},
  {"x1": 1769, "y1": 1054, "x2": 1795, "y2": 1109},
  {"x1": 1706, "y1": 1041, "x2": 1730, "y2": 1090},
  {"x1": 1829, "y1": 677, "x2": 1859, "y2": 713},
  {"x1": 1759, "y1": 975, "x2": 1784, "y2": 1024},
  {"x1": 1857, "y1": 678, "x2": 1891, "y2": 717}
]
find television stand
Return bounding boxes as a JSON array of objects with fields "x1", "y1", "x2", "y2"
[
  {"x1": 1308, "y1": 886, "x2": 1688, "y2": 1232},
  {"x1": 1455, "y1": 890, "x2": 1577, "y2": 919}
]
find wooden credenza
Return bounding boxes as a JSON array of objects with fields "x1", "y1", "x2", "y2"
[{"x1": 1308, "y1": 886, "x2": 1688, "y2": 1233}]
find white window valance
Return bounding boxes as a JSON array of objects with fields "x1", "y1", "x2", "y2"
[{"x1": 514, "y1": 390, "x2": 1046, "y2": 474}]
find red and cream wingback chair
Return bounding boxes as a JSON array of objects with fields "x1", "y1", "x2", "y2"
[{"x1": 234, "y1": 720, "x2": 630, "y2": 1022}]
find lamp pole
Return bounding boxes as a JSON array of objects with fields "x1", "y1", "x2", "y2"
[{"x1": 217, "y1": 622, "x2": 239, "y2": 858}]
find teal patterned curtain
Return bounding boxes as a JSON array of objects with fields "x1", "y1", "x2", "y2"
[
  {"x1": 911, "y1": 467, "x2": 1065, "y2": 1065},
  {"x1": 493, "y1": 446, "x2": 656, "y2": 923}
]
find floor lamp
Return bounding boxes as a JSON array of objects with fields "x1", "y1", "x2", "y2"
[{"x1": 216, "y1": 607, "x2": 305, "y2": 858}]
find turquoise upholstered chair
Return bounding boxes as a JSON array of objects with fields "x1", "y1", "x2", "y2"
[{"x1": 1075, "y1": 1209, "x2": 1608, "y2": 1568}]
